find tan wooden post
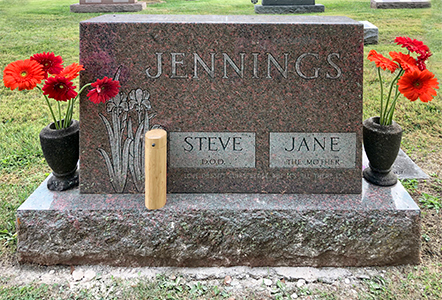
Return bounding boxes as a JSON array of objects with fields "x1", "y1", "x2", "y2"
[{"x1": 145, "y1": 129, "x2": 167, "y2": 209}]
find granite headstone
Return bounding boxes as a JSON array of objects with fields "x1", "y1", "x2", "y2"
[
  {"x1": 370, "y1": 0, "x2": 430, "y2": 9},
  {"x1": 79, "y1": 15, "x2": 363, "y2": 194},
  {"x1": 80, "y1": 0, "x2": 137, "y2": 3},
  {"x1": 71, "y1": 0, "x2": 145, "y2": 13},
  {"x1": 17, "y1": 15, "x2": 422, "y2": 268},
  {"x1": 254, "y1": 0, "x2": 325, "y2": 14}
]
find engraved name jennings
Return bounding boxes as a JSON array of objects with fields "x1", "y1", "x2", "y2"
[{"x1": 145, "y1": 52, "x2": 342, "y2": 80}]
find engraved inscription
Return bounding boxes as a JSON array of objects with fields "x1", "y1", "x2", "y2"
[
  {"x1": 170, "y1": 132, "x2": 255, "y2": 168},
  {"x1": 145, "y1": 52, "x2": 343, "y2": 80},
  {"x1": 270, "y1": 133, "x2": 356, "y2": 168},
  {"x1": 182, "y1": 171, "x2": 335, "y2": 181}
]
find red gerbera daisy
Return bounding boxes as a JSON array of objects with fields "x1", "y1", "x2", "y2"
[
  {"x1": 367, "y1": 50, "x2": 398, "y2": 73},
  {"x1": 59, "y1": 63, "x2": 84, "y2": 81},
  {"x1": 394, "y1": 37, "x2": 430, "y2": 55},
  {"x1": 394, "y1": 37, "x2": 432, "y2": 71},
  {"x1": 416, "y1": 52, "x2": 432, "y2": 71},
  {"x1": 389, "y1": 52, "x2": 419, "y2": 73},
  {"x1": 3, "y1": 59, "x2": 45, "y2": 91},
  {"x1": 87, "y1": 77, "x2": 120, "y2": 104},
  {"x1": 30, "y1": 52, "x2": 63, "y2": 78},
  {"x1": 398, "y1": 69, "x2": 439, "y2": 103},
  {"x1": 42, "y1": 76, "x2": 77, "y2": 101}
]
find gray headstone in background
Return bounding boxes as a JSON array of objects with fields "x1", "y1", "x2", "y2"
[
  {"x1": 255, "y1": 4, "x2": 324, "y2": 13},
  {"x1": 370, "y1": 0, "x2": 430, "y2": 9},
  {"x1": 71, "y1": 0, "x2": 145, "y2": 13},
  {"x1": 80, "y1": 0, "x2": 137, "y2": 3},
  {"x1": 255, "y1": 0, "x2": 324, "y2": 14},
  {"x1": 360, "y1": 21, "x2": 378, "y2": 45},
  {"x1": 262, "y1": 0, "x2": 316, "y2": 5}
]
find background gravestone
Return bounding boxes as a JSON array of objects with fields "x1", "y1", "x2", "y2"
[
  {"x1": 71, "y1": 0, "x2": 145, "y2": 13},
  {"x1": 370, "y1": 0, "x2": 430, "y2": 9},
  {"x1": 79, "y1": 15, "x2": 363, "y2": 194},
  {"x1": 80, "y1": 0, "x2": 137, "y2": 3},
  {"x1": 254, "y1": 0, "x2": 325, "y2": 14}
]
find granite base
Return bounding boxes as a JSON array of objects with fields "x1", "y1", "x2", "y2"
[
  {"x1": 70, "y1": 3, "x2": 146, "y2": 13},
  {"x1": 363, "y1": 148, "x2": 429, "y2": 180},
  {"x1": 17, "y1": 178, "x2": 420, "y2": 267},
  {"x1": 370, "y1": 0, "x2": 430, "y2": 9},
  {"x1": 254, "y1": 4, "x2": 325, "y2": 14}
]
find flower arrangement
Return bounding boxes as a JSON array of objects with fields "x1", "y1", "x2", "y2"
[
  {"x1": 3, "y1": 52, "x2": 120, "y2": 129},
  {"x1": 367, "y1": 37, "x2": 439, "y2": 126}
]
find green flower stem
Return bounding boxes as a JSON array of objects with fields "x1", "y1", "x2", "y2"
[
  {"x1": 57, "y1": 101, "x2": 62, "y2": 126},
  {"x1": 381, "y1": 69, "x2": 403, "y2": 126},
  {"x1": 377, "y1": 67, "x2": 384, "y2": 123},
  {"x1": 385, "y1": 82, "x2": 402, "y2": 125},
  {"x1": 37, "y1": 86, "x2": 60, "y2": 129},
  {"x1": 63, "y1": 83, "x2": 92, "y2": 128},
  {"x1": 77, "y1": 83, "x2": 92, "y2": 96},
  {"x1": 64, "y1": 97, "x2": 75, "y2": 128},
  {"x1": 385, "y1": 98, "x2": 396, "y2": 125}
]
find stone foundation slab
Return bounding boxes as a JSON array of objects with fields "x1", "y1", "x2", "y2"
[{"x1": 17, "y1": 179, "x2": 420, "y2": 267}]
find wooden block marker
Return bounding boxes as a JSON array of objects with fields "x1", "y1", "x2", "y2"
[{"x1": 145, "y1": 129, "x2": 167, "y2": 210}]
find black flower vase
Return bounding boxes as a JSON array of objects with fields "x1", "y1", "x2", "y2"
[
  {"x1": 363, "y1": 116, "x2": 403, "y2": 186},
  {"x1": 39, "y1": 119, "x2": 80, "y2": 191}
]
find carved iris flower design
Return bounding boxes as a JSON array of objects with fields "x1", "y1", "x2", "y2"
[
  {"x1": 106, "y1": 92, "x2": 129, "y2": 115},
  {"x1": 128, "y1": 88, "x2": 151, "y2": 113}
]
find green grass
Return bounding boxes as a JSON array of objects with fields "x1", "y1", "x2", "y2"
[
  {"x1": 419, "y1": 192, "x2": 442, "y2": 212},
  {"x1": 0, "y1": 0, "x2": 441, "y2": 298},
  {"x1": 0, "y1": 284, "x2": 54, "y2": 299},
  {"x1": 0, "y1": 275, "x2": 233, "y2": 300},
  {"x1": 358, "y1": 265, "x2": 442, "y2": 300}
]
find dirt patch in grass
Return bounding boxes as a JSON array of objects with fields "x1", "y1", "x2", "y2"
[
  {"x1": 409, "y1": 178, "x2": 442, "y2": 266},
  {"x1": 421, "y1": 208, "x2": 442, "y2": 264},
  {"x1": 409, "y1": 147, "x2": 442, "y2": 177}
]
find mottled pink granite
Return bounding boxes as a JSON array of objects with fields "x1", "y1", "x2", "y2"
[{"x1": 79, "y1": 15, "x2": 363, "y2": 194}]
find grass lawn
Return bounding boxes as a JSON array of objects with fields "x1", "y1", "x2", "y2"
[{"x1": 0, "y1": 0, "x2": 441, "y2": 299}]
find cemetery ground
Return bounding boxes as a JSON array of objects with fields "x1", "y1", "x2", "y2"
[{"x1": 0, "y1": 0, "x2": 441, "y2": 298}]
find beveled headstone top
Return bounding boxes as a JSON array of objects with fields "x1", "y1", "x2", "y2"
[{"x1": 79, "y1": 14, "x2": 363, "y2": 194}]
